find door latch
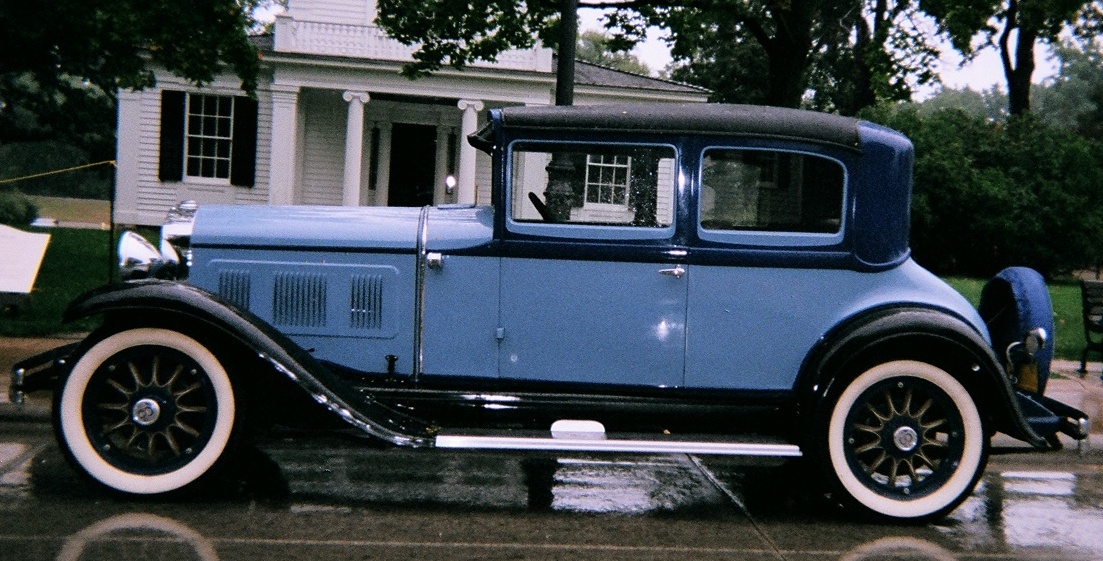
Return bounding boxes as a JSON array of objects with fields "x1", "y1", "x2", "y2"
[{"x1": 659, "y1": 265, "x2": 686, "y2": 278}]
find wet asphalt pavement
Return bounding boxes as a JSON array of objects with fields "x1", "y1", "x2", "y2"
[{"x1": 3, "y1": 337, "x2": 1103, "y2": 560}]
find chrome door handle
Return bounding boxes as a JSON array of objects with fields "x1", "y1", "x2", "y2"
[
  {"x1": 426, "y1": 252, "x2": 444, "y2": 270},
  {"x1": 659, "y1": 265, "x2": 686, "y2": 279}
]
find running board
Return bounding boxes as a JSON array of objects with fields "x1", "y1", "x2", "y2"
[{"x1": 434, "y1": 420, "x2": 802, "y2": 457}]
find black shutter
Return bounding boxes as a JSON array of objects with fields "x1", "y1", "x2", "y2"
[
  {"x1": 231, "y1": 96, "x2": 259, "y2": 187},
  {"x1": 158, "y1": 90, "x2": 185, "y2": 182}
]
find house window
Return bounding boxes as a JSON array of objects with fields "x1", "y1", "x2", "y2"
[
  {"x1": 185, "y1": 94, "x2": 234, "y2": 180},
  {"x1": 584, "y1": 154, "x2": 631, "y2": 206},
  {"x1": 159, "y1": 90, "x2": 258, "y2": 187}
]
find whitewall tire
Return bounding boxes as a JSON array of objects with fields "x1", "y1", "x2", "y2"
[
  {"x1": 825, "y1": 360, "x2": 986, "y2": 520},
  {"x1": 56, "y1": 328, "x2": 236, "y2": 495}
]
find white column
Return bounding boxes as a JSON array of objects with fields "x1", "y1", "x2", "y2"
[
  {"x1": 456, "y1": 99, "x2": 484, "y2": 205},
  {"x1": 268, "y1": 85, "x2": 301, "y2": 205},
  {"x1": 434, "y1": 125, "x2": 451, "y2": 205},
  {"x1": 342, "y1": 91, "x2": 370, "y2": 207},
  {"x1": 374, "y1": 122, "x2": 393, "y2": 206}
]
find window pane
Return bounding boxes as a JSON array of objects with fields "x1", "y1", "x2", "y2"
[
  {"x1": 510, "y1": 144, "x2": 676, "y2": 227},
  {"x1": 700, "y1": 148, "x2": 844, "y2": 234},
  {"x1": 184, "y1": 93, "x2": 235, "y2": 180}
]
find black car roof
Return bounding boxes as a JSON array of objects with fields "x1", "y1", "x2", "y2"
[{"x1": 493, "y1": 103, "x2": 862, "y2": 151}]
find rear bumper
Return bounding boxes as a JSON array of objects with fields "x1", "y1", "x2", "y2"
[{"x1": 1016, "y1": 390, "x2": 1090, "y2": 446}]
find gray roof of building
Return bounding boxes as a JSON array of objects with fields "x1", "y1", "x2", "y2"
[{"x1": 571, "y1": 59, "x2": 708, "y2": 94}]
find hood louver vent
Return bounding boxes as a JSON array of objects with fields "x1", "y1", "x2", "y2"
[
  {"x1": 217, "y1": 270, "x2": 251, "y2": 310},
  {"x1": 273, "y1": 272, "x2": 328, "y2": 328},
  {"x1": 350, "y1": 274, "x2": 384, "y2": 330}
]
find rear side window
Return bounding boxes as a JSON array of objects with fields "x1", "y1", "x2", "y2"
[{"x1": 700, "y1": 148, "x2": 844, "y2": 234}]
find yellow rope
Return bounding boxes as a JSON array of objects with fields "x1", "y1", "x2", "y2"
[{"x1": 0, "y1": 160, "x2": 116, "y2": 185}]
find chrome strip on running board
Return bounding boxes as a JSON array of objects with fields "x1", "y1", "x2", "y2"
[{"x1": 433, "y1": 435, "x2": 802, "y2": 457}]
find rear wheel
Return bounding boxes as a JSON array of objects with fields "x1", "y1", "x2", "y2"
[
  {"x1": 823, "y1": 360, "x2": 987, "y2": 520},
  {"x1": 55, "y1": 328, "x2": 236, "y2": 495}
]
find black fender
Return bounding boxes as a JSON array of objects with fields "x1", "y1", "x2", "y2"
[
  {"x1": 796, "y1": 305, "x2": 1049, "y2": 449},
  {"x1": 61, "y1": 280, "x2": 435, "y2": 447}
]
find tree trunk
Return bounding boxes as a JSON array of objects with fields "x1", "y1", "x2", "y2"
[
  {"x1": 1000, "y1": 0, "x2": 1037, "y2": 116},
  {"x1": 762, "y1": 4, "x2": 813, "y2": 108}
]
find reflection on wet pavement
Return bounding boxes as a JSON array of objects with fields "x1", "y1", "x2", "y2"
[{"x1": 0, "y1": 427, "x2": 1101, "y2": 560}]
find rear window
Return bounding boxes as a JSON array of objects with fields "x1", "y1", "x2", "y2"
[{"x1": 700, "y1": 148, "x2": 844, "y2": 234}]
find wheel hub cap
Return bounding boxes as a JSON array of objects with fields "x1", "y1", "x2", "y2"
[
  {"x1": 892, "y1": 426, "x2": 919, "y2": 452},
  {"x1": 131, "y1": 398, "x2": 162, "y2": 427}
]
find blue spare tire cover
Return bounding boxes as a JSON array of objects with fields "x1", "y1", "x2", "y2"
[{"x1": 977, "y1": 267, "x2": 1053, "y2": 394}]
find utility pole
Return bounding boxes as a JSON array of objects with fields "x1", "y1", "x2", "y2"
[
  {"x1": 543, "y1": 0, "x2": 579, "y2": 221},
  {"x1": 555, "y1": 0, "x2": 578, "y2": 107}
]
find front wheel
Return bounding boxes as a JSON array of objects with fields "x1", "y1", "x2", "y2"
[
  {"x1": 55, "y1": 328, "x2": 236, "y2": 495},
  {"x1": 823, "y1": 360, "x2": 987, "y2": 521}
]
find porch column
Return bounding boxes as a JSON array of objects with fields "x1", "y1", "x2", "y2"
[
  {"x1": 434, "y1": 125, "x2": 451, "y2": 205},
  {"x1": 456, "y1": 99, "x2": 484, "y2": 205},
  {"x1": 374, "y1": 122, "x2": 393, "y2": 206},
  {"x1": 342, "y1": 91, "x2": 370, "y2": 207},
  {"x1": 268, "y1": 85, "x2": 301, "y2": 205}
]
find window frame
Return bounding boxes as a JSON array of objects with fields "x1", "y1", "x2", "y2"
[
  {"x1": 183, "y1": 93, "x2": 236, "y2": 185},
  {"x1": 696, "y1": 145, "x2": 848, "y2": 247},
  {"x1": 504, "y1": 139, "x2": 680, "y2": 241}
]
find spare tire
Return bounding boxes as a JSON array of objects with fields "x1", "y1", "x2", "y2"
[{"x1": 977, "y1": 267, "x2": 1053, "y2": 394}]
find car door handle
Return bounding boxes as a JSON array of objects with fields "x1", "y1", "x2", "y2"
[{"x1": 659, "y1": 265, "x2": 686, "y2": 279}]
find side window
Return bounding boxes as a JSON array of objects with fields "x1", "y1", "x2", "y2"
[
  {"x1": 700, "y1": 148, "x2": 844, "y2": 234},
  {"x1": 510, "y1": 144, "x2": 676, "y2": 227}
]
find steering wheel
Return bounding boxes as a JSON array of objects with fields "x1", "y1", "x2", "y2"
[{"x1": 528, "y1": 192, "x2": 554, "y2": 222}]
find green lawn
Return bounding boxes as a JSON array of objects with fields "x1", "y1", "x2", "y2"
[
  {"x1": 0, "y1": 227, "x2": 118, "y2": 336},
  {"x1": 1, "y1": 226, "x2": 1091, "y2": 361}
]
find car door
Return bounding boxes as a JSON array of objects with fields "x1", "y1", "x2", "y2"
[
  {"x1": 685, "y1": 144, "x2": 851, "y2": 390},
  {"x1": 498, "y1": 141, "x2": 687, "y2": 387}
]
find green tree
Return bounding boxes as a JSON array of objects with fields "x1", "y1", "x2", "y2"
[
  {"x1": 923, "y1": 0, "x2": 1098, "y2": 116},
  {"x1": 863, "y1": 105, "x2": 1103, "y2": 276},
  {"x1": 1034, "y1": 40, "x2": 1103, "y2": 140},
  {"x1": 378, "y1": 0, "x2": 862, "y2": 108},
  {"x1": 628, "y1": 0, "x2": 937, "y2": 112},
  {"x1": 0, "y1": 0, "x2": 266, "y2": 197}
]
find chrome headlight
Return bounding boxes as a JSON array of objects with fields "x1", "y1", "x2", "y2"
[
  {"x1": 118, "y1": 231, "x2": 169, "y2": 280},
  {"x1": 117, "y1": 200, "x2": 197, "y2": 281}
]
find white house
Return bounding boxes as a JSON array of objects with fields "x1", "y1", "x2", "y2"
[{"x1": 113, "y1": 0, "x2": 709, "y2": 226}]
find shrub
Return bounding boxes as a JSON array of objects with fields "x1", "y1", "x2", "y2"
[
  {"x1": 862, "y1": 105, "x2": 1103, "y2": 278},
  {"x1": 0, "y1": 190, "x2": 38, "y2": 225}
]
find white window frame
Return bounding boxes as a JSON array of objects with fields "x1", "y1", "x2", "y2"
[
  {"x1": 184, "y1": 93, "x2": 235, "y2": 184},
  {"x1": 583, "y1": 154, "x2": 632, "y2": 210}
]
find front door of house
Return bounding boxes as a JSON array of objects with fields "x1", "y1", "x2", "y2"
[{"x1": 388, "y1": 123, "x2": 437, "y2": 207}]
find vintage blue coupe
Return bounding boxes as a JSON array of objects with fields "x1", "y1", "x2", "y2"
[{"x1": 11, "y1": 104, "x2": 1089, "y2": 521}]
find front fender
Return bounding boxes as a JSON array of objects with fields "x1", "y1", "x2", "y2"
[
  {"x1": 63, "y1": 280, "x2": 435, "y2": 447},
  {"x1": 797, "y1": 306, "x2": 1049, "y2": 449}
]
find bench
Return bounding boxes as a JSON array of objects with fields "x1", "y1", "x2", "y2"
[{"x1": 1080, "y1": 279, "x2": 1103, "y2": 374}]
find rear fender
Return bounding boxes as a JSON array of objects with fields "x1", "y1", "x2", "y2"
[
  {"x1": 797, "y1": 306, "x2": 1049, "y2": 448},
  {"x1": 63, "y1": 280, "x2": 435, "y2": 447}
]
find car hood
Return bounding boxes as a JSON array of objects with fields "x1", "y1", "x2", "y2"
[{"x1": 191, "y1": 204, "x2": 494, "y2": 251}]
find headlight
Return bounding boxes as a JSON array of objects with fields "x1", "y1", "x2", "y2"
[
  {"x1": 118, "y1": 231, "x2": 168, "y2": 280},
  {"x1": 117, "y1": 200, "x2": 197, "y2": 281}
]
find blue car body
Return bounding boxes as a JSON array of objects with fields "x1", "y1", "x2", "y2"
[{"x1": 12, "y1": 103, "x2": 1088, "y2": 521}]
